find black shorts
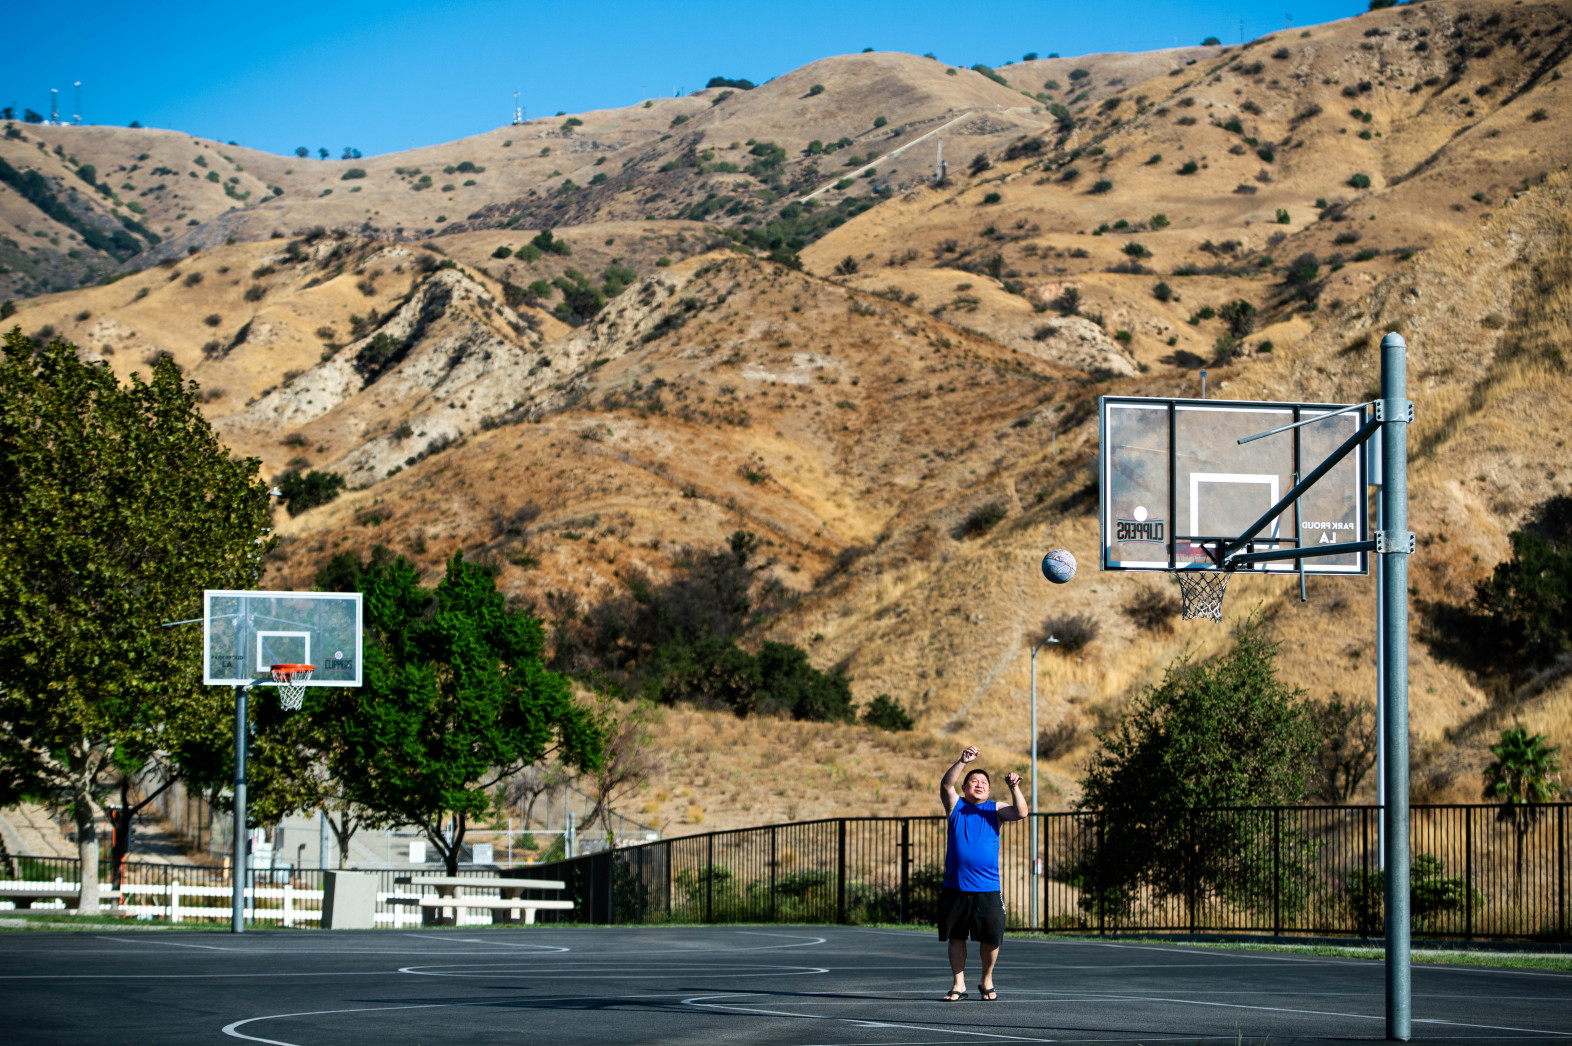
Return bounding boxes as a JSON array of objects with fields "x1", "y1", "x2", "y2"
[{"x1": 936, "y1": 887, "x2": 1005, "y2": 945}]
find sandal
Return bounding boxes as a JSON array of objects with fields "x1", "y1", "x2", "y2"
[
  {"x1": 979, "y1": 986, "x2": 998, "y2": 1001},
  {"x1": 941, "y1": 988, "x2": 966, "y2": 1002}
]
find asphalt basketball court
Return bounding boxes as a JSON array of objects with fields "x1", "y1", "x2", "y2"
[{"x1": 2, "y1": 925, "x2": 1569, "y2": 1044}]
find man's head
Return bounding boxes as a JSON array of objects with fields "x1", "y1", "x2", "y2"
[{"x1": 961, "y1": 768, "x2": 990, "y2": 804}]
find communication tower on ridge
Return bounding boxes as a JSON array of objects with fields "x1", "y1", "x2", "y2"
[
  {"x1": 513, "y1": 91, "x2": 523, "y2": 125},
  {"x1": 73, "y1": 82, "x2": 81, "y2": 125},
  {"x1": 49, "y1": 88, "x2": 59, "y2": 125}
]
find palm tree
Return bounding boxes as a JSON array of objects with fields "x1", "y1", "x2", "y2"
[{"x1": 1482, "y1": 726, "x2": 1562, "y2": 899}]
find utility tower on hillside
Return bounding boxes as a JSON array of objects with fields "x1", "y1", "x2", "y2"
[
  {"x1": 49, "y1": 88, "x2": 58, "y2": 125},
  {"x1": 513, "y1": 91, "x2": 523, "y2": 125},
  {"x1": 73, "y1": 82, "x2": 81, "y2": 125},
  {"x1": 935, "y1": 139, "x2": 947, "y2": 181}
]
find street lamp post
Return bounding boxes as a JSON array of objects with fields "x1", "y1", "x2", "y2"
[{"x1": 1029, "y1": 635, "x2": 1058, "y2": 931}]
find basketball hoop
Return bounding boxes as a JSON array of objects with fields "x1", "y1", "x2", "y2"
[
  {"x1": 269, "y1": 663, "x2": 314, "y2": 711},
  {"x1": 1172, "y1": 571, "x2": 1230, "y2": 622}
]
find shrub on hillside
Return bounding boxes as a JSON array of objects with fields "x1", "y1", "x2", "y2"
[
  {"x1": 1124, "y1": 587, "x2": 1182, "y2": 633},
  {"x1": 340, "y1": 168, "x2": 366, "y2": 180},
  {"x1": 955, "y1": 500, "x2": 1008, "y2": 538},
  {"x1": 808, "y1": 84, "x2": 825, "y2": 96},
  {"x1": 1044, "y1": 613, "x2": 1098, "y2": 653},
  {"x1": 277, "y1": 469, "x2": 345, "y2": 515},
  {"x1": 863, "y1": 694, "x2": 915, "y2": 732},
  {"x1": 1348, "y1": 172, "x2": 1371, "y2": 189},
  {"x1": 1089, "y1": 179, "x2": 1113, "y2": 194}
]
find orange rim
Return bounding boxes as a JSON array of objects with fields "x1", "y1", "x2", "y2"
[{"x1": 270, "y1": 663, "x2": 315, "y2": 681}]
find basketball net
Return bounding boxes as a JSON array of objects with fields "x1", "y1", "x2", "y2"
[
  {"x1": 269, "y1": 664, "x2": 313, "y2": 711},
  {"x1": 1172, "y1": 571, "x2": 1230, "y2": 622}
]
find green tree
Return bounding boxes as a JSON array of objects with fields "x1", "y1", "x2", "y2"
[
  {"x1": 1474, "y1": 498, "x2": 1572, "y2": 672},
  {"x1": 0, "y1": 332, "x2": 273, "y2": 909},
  {"x1": 1483, "y1": 725, "x2": 1562, "y2": 898},
  {"x1": 239, "y1": 546, "x2": 398, "y2": 867},
  {"x1": 1069, "y1": 618, "x2": 1318, "y2": 924},
  {"x1": 348, "y1": 550, "x2": 605, "y2": 874}
]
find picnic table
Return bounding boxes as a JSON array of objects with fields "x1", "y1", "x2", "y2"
[{"x1": 390, "y1": 875, "x2": 573, "y2": 926}]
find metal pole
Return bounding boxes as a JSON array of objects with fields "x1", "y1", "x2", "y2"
[
  {"x1": 231, "y1": 685, "x2": 247, "y2": 933},
  {"x1": 1029, "y1": 635, "x2": 1058, "y2": 931},
  {"x1": 1380, "y1": 331, "x2": 1411, "y2": 1041},
  {"x1": 319, "y1": 808, "x2": 328, "y2": 872},
  {"x1": 1030, "y1": 643, "x2": 1038, "y2": 931}
]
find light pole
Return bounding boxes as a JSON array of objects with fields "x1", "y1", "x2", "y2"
[{"x1": 1029, "y1": 635, "x2": 1058, "y2": 931}]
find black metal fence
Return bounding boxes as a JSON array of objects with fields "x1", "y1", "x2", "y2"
[
  {"x1": 527, "y1": 804, "x2": 1572, "y2": 941},
  {"x1": 6, "y1": 804, "x2": 1566, "y2": 939}
]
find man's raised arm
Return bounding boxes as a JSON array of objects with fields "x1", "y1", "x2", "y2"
[
  {"x1": 939, "y1": 746, "x2": 979, "y2": 814},
  {"x1": 996, "y1": 771, "x2": 1029, "y2": 822}
]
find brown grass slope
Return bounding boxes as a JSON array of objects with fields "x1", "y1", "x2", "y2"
[
  {"x1": 2, "y1": 0, "x2": 1570, "y2": 834},
  {"x1": 804, "y1": 0, "x2": 1572, "y2": 379},
  {"x1": 0, "y1": 45, "x2": 1200, "y2": 302}
]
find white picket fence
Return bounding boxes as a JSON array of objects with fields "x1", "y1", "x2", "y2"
[{"x1": 0, "y1": 878, "x2": 426, "y2": 927}]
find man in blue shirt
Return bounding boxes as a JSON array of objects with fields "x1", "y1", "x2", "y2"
[{"x1": 938, "y1": 745, "x2": 1026, "y2": 1001}]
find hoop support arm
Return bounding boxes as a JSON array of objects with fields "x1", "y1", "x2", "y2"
[
  {"x1": 1218, "y1": 413, "x2": 1381, "y2": 566},
  {"x1": 1225, "y1": 539, "x2": 1378, "y2": 567}
]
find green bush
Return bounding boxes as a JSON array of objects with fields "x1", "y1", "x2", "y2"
[
  {"x1": 1177, "y1": 161, "x2": 1199, "y2": 175},
  {"x1": 1348, "y1": 172, "x2": 1371, "y2": 189},
  {"x1": 1153, "y1": 281, "x2": 1173, "y2": 302},
  {"x1": 1123, "y1": 241, "x2": 1149, "y2": 258},
  {"x1": 1219, "y1": 299, "x2": 1257, "y2": 337},
  {"x1": 1275, "y1": 208, "x2": 1290, "y2": 224},
  {"x1": 808, "y1": 84, "x2": 825, "y2": 96},
  {"x1": 955, "y1": 500, "x2": 1007, "y2": 538},
  {"x1": 340, "y1": 168, "x2": 366, "y2": 180},
  {"x1": 514, "y1": 243, "x2": 542, "y2": 262},
  {"x1": 1069, "y1": 68, "x2": 1090, "y2": 81},
  {"x1": 277, "y1": 469, "x2": 346, "y2": 515},
  {"x1": 670, "y1": 114, "x2": 689, "y2": 128},
  {"x1": 531, "y1": 229, "x2": 571, "y2": 256},
  {"x1": 873, "y1": 115, "x2": 887, "y2": 128},
  {"x1": 491, "y1": 246, "x2": 512, "y2": 259},
  {"x1": 706, "y1": 76, "x2": 756, "y2": 90},
  {"x1": 863, "y1": 694, "x2": 914, "y2": 731},
  {"x1": 981, "y1": 191, "x2": 1002, "y2": 205},
  {"x1": 1089, "y1": 179, "x2": 1113, "y2": 194},
  {"x1": 971, "y1": 64, "x2": 1009, "y2": 87}
]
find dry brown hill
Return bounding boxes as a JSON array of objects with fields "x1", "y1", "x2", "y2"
[{"x1": 3, "y1": 0, "x2": 1571, "y2": 837}]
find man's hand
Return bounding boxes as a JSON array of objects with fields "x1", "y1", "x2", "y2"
[
  {"x1": 997, "y1": 770, "x2": 1029, "y2": 821},
  {"x1": 1004, "y1": 771, "x2": 1022, "y2": 789},
  {"x1": 959, "y1": 746, "x2": 980, "y2": 764}
]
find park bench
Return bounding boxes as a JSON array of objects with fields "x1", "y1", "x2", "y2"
[
  {"x1": 391, "y1": 875, "x2": 572, "y2": 926},
  {"x1": 0, "y1": 881, "x2": 122, "y2": 911}
]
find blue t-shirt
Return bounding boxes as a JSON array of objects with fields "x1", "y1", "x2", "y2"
[{"x1": 944, "y1": 799, "x2": 1001, "y2": 891}]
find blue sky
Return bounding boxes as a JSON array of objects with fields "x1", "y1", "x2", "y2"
[{"x1": 5, "y1": 0, "x2": 1368, "y2": 157}]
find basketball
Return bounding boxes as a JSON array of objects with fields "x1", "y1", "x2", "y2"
[{"x1": 1041, "y1": 548, "x2": 1077, "y2": 584}]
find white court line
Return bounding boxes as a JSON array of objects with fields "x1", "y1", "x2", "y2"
[
  {"x1": 399, "y1": 934, "x2": 569, "y2": 951},
  {"x1": 999, "y1": 935, "x2": 1572, "y2": 980},
  {"x1": 93, "y1": 935, "x2": 235, "y2": 950},
  {"x1": 397, "y1": 961, "x2": 830, "y2": 979},
  {"x1": 681, "y1": 992, "x2": 1057, "y2": 1042},
  {"x1": 1059, "y1": 990, "x2": 1572, "y2": 1039},
  {"x1": 735, "y1": 931, "x2": 829, "y2": 949}
]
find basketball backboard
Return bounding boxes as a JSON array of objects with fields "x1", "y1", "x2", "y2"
[
  {"x1": 1099, "y1": 396, "x2": 1369, "y2": 575},
  {"x1": 203, "y1": 590, "x2": 363, "y2": 686}
]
